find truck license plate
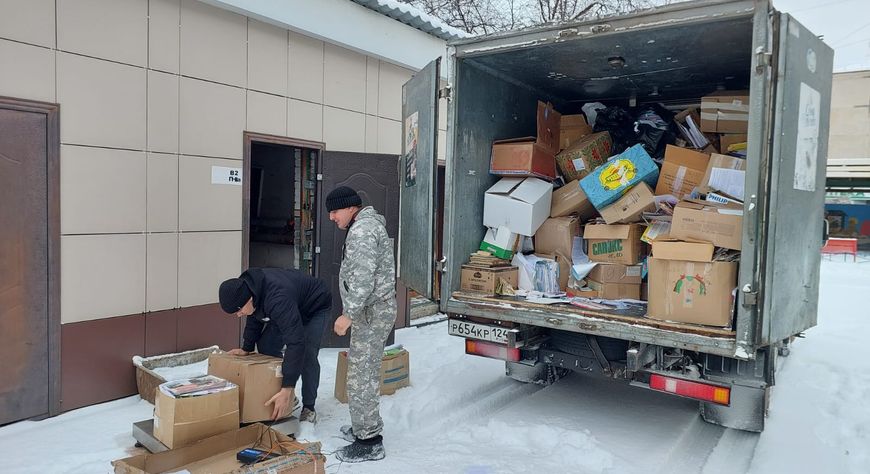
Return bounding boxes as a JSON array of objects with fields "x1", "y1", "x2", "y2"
[{"x1": 448, "y1": 319, "x2": 510, "y2": 344}]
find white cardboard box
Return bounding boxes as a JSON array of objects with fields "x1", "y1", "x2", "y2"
[{"x1": 483, "y1": 178, "x2": 553, "y2": 236}]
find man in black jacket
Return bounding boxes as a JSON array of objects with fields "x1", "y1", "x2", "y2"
[{"x1": 218, "y1": 267, "x2": 332, "y2": 423}]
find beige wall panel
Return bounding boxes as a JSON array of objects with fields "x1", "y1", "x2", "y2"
[
  {"x1": 0, "y1": 39, "x2": 55, "y2": 102},
  {"x1": 57, "y1": 53, "x2": 146, "y2": 149},
  {"x1": 378, "y1": 61, "x2": 412, "y2": 121},
  {"x1": 365, "y1": 57, "x2": 379, "y2": 115},
  {"x1": 178, "y1": 155, "x2": 243, "y2": 231},
  {"x1": 57, "y1": 0, "x2": 147, "y2": 67},
  {"x1": 147, "y1": 232, "x2": 179, "y2": 312},
  {"x1": 148, "y1": 70, "x2": 180, "y2": 153},
  {"x1": 179, "y1": 77, "x2": 245, "y2": 159},
  {"x1": 288, "y1": 31, "x2": 323, "y2": 103},
  {"x1": 149, "y1": 0, "x2": 180, "y2": 73},
  {"x1": 147, "y1": 152, "x2": 179, "y2": 232},
  {"x1": 178, "y1": 231, "x2": 241, "y2": 307},
  {"x1": 248, "y1": 19, "x2": 288, "y2": 96},
  {"x1": 438, "y1": 129, "x2": 447, "y2": 162},
  {"x1": 323, "y1": 43, "x2": 366, "y2": 113},
  {"x1": 287, "y1": 99, "x2": 323, "y2": 142},
  {"x1": 60, "y1": 145, "x2": 146, "y2": 234},
  {"x1": 61, "y1": 234, "x2": 146, "y2": 323},
  {"x1": 0, "y1": 0, "x2": 55, "y2": 48},
  {"x1": 179, "y1": 0, "x2": 246, "y2": 87},
  {"x1": 377, "y1": 117, "x2": 401, "y2": 155},
  {"x1": 365, "y1": 115, "x2": 378, "y2": 153},
  {"x1": 247, "y1": 91, "x2": 287, "y2": 137},
  {"x1": 439, "y1": 97, "x2": 448, "y2": 131},
  {"x1": 323, "y1": 106, "x2": 365, "y2": 152}
]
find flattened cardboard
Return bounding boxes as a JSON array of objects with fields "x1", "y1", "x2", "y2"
[
  {"x1": 599, "y1": 182, "x2": 656, "y2": 224},
  {"x1": 587, "y1": 263, "x2": 642, "y2": 285},
  {"x1": 670, "y1": 200, "x2": 743, "y2": 250},
  {"x1": 208, "y1": 353, "x2": 284, "y2": 423},
  {"x1": 483, "y1": 177, "x2": 553, "y2": 236},
  {"x1": 559, "y1": 114, "x2": 593, "y2": 150},
  {"x1": 647, "y1": 257, "x2": 738, "y2": 327},
  {"x1": 335, "y1": 350, "x2": 410, "y2": 404},
  {"x1": 580, "y1": 144, "x2": 660, "y2": 210},
  {"x1": 534, "y1": 216, "x2": 580, "y2": 258},
  {"x1": 550, "y1": 180, "x2": 596, "y2": 219},
  {"x1": 700, "y1": 91, "x2": 750, "y2": 133},
  {"x1": 555, "y1": 131, "x2": 611, "y2": 181},
  {"x1": 460, "y1": 265, "x2": 518, "y2": 295},
  {"x1": 153, "y1": 386, "x2": 239, "y2": 449},
  {"x1": 587, "y1": 279, "x2": 641, "y2": 300},
  {"x1": 584, "y1": 223, "x2": 645, "y2": 265},
  {"x1": 651, "y1": 239, "x2": 715, "y2": 262},
  {"x1": 655, "y1": 145, "x2": 710, "y2": 199}
]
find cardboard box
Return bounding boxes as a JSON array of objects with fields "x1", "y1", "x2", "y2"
[
  {"x1": 700, "y1": 153, "x2": 746, "y2": 200},
  {"x1": 719, "y1": 133, "x2": 747, "y2": 153},
  {"x1": 483, "y1": 177, "x2": 553, "y2": 236},
  {"x1": 584, "y1": 224, "x2": 645, "y2": 265},
  {"x1": 550, "y1": 180, "x2": 596, "y2": 219},
  {"x1": 579, "y1": 144, "x2": 660, "y2": 210},
  {"x1": 559, "y1": 114, "x2": 593, "y2": 151},
  {"x1": 599, "y1": 182, "x2": 656, "y2": 224},
  {"x1": 700, "y1": 91, "x2": 750, "y2": 133},
  {"x1": 479, "y1": 226, "x2": 519, "y2": 260},
  {"x1": 670, "y1": 200, "x2": 743, "y2": 250},
  {"x1": 335, "y1": 349, "x2": 410, "y2": 404},
  {"x1": 534, "y1": 216, "x2": 580, "y2": 257},
  {"x1": 113, "y1": 424, "x2": 324, "y2": 474},
  {"x1": 655, "y1": 145, "x2": 710, "y2": 199},
  {"x1": 651, "y1": 239, "x2": 714, "y2": 262},
  {"x1": 555, "y1": 131, "x2": 611, "y2": 181},
  {"x1": 647, "y1": 256, "x2": 738, "y2": 327},
  {"x1": 460, "y1": 265, "x2": 518, "y2": 295},
  {"x1": 490, "y1": 101, "x2": 560, "y2": 179},
  {"x1": 587, "y1": 263, "x2": 642, "y2": 285},
  {"x1": 208, "y1": 353, "x2": 284, "y2": 423},
  {"x1": 587, "y1": 279, "x2": 641, "y2": 300},
  {"x1": 154, "y1": 385, "x2": 239, "y2": 449}
]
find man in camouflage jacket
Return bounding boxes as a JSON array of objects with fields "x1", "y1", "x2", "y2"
[{"x1": 326, "y1": 186, "x2": 396, "y2": 463}]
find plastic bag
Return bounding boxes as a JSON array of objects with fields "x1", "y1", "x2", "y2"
[
  {"x1": 633, "y1": 104, "x2": 677, "y2": 161},
  {"x1": 593, "y1": 106, "x2": 636, "y2": 155},
  {"x1": 582, "y1": 102, "x2": 607, "y2": 128},
  {"x1": 533, "y1": 259, "x2": 560, "y2": 294}
]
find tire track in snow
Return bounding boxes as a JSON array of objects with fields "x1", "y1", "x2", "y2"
[{"x1": 654, "y1": 412, "x2": 728, "y2": 474}]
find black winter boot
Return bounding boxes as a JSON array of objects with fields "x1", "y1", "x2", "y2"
[{"x1": 335, "y1": 435, "x2": 385, "y2": 463}]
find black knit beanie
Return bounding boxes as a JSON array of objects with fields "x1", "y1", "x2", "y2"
[
  {"x1": 218, "y1": 278, "x2": 252, "y2": 313},
  {"x1": 325, "y1": 186, "x2": 362, "y2": 211}
]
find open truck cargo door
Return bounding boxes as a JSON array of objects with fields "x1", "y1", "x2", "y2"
[{"x1": 398, "y1": 58, "x2": 441, "y2": 300}]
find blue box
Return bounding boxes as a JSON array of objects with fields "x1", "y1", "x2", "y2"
[{"x1": 579, "y1": 144, "x2": 660, "y2": 210}]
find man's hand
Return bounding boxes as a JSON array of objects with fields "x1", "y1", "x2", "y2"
[
  {"x1": 334, "y1": 315, "x2": 352, "y2": 336},
  {"x1": 265, "y1": 387, "x2": 295, "y2": 420},
  {"x1": 227, "y1": 348, "x2": 250, "y2": 356}
]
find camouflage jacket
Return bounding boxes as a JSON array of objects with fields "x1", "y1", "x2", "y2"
[{"x1": 339, "y1": 206, "x2": 396, "y2": 320}]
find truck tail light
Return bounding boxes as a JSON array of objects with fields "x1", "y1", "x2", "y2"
[
  {"x1": 465, "y1": 339, "x2": 521, "y2": 362},
  {"x1": 649, "y1": 374, "x2": 731, "y2": 406}
]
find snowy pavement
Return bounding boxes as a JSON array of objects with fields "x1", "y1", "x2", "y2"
[{"x1": 1, "y1": 258, "x2": 868, "y2": 473}]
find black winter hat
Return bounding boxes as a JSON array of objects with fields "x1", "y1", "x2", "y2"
[
  {"x1": 218, "y1": 278, "x2": 252, "y2": 313},
  {"x1": 325, "y1": 186, "x2": 362, "y2": 211}
]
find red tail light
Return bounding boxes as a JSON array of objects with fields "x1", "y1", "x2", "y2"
[
  {"x1": 465, "y1": 339, "x2": 521, "y2": 362},
  {"x1": 649, "y1": 374, "x2": 731, "y2": 406}
]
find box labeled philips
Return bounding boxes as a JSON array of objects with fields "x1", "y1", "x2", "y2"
[
  {"x1": 584, "y1": 224, "x2": 645, "y2": 265},
  {"x1": 555, "y1": 131, "x2": 611, "y2": 181},
  {"x1": 579, "y1": 144, "x2": 660, "y2": 210},
  {"x1": 599, "y1": 182, "x2": 656, "y2": 224},
  {"x1": 483, "y1": 177, "x2": 552, "y2": 236},
  {"x1": 208, "y1": 353, "x2": 284, "y2": 423},
  {"x1": 335, "y1": 349, "x2": 410, "y2": 404}
]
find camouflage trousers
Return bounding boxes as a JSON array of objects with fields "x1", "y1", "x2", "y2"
[{"x1": 347, "y1": 297, "x2": 396, "y2": 440}]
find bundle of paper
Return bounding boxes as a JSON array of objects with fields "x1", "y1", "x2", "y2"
[
  {"x1": 467, "y1": 250, "x2": 512, "y2": 268},
  {"x1": 159, "y1": 375, "x2": 236, "y2": 398}
]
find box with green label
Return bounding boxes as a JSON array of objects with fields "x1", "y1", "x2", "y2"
[
  {"x1": 579, "y1": 144, "x2": 660, "y2": 210},
  {"x1": 584, "y1": 223, "x2": 645, "y2": 265}
]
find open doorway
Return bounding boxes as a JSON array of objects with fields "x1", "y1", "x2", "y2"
[{"x1": 243, "y1": 133, "x2": 322, "y2": 276}]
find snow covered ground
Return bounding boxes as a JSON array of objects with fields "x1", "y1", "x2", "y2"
[{"x1": 1, "y1": 258, "x2": 867, "y2": 473}]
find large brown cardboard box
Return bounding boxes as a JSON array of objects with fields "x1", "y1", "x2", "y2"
[
  {"x1": 655, "y1": 145, "x2": 710, "y2": 199},
  {"x1": 208, "y1": 353, "x2": 284, "y2": 423},
  {"x1": 559, "y1": 114, "x2": 592, "y2": 150},
  {"x1": 670, "y1": 200, "x2": 743, "y2": 250},
  {"x1": 535, "y1": 216, "x2": 580, "y2": 257},
  {"x1": 599, "y1": 182, "x2": 656, "y2": 224},
  {"x1": 490, "y1": 102, "x2": 560, "y2": 179},
  {"x1": 700, "y1": 91, "x2": 750, "y2": 133},
  {"x1": 587, "y1": 279, "x2": 641, "y2": 300},
  {"x1": 651, "y1": 239, "x2": 714, "y2": 262},
  {"x1": 113, "y1": 423, "x2": 324, "y2": 474},
  {"x1": 460, "y1": 265, "x2": 518, "y2": 295},
  {"x1": 153, "y1": 386, "x2": 239, "y2": 449},
  {"x1": 335, "y1": 349, "x2": 410, "y2": 404},
  {"x1": 647, "y1": 254, "x2": 738, "y2": 327},
  {"x1": 550, "y1": 180, "x2": 596, "y2": 219},
  {"x1": 555, "y1": 131, "x2": 611, "y2": 181},
  {"x1": 587, "y1": 263, "x2": 642, "y2": 285},
  {"x1": 584, "y1": 224, "x2": 645, "y2": 265}
]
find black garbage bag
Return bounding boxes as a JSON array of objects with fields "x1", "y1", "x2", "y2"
[
  {"x1": 633, "y1": 104, "x2": 677, "y2": 161},
  {"x1": 592, "y1": 106, "x2": 636, "y2": 155}
]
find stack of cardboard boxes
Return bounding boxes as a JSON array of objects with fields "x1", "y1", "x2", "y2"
[{"x1": 461, "y1": 92, "x2": 749, "y2": 329}]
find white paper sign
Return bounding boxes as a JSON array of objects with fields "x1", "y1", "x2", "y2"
[
  {"x1": 708, "y1": 168, "x2": 746, "y2": 200},
  {"x1": 211, "y1": 166, "x2": 242, "y2": 186},
  {"x1": 794, "y1": 82, "x2": 820, "y2": 192}
]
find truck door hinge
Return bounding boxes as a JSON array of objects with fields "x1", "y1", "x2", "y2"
[
  {"x1": 436, "y1": 257, "x2": 447, "y2": 273},
  {"x1": 314, "y1": 246, "x2": 321, "y2": 254},
  {"x1": 755, "y1": 46, "x2": 772, "y2": 75},
  {"x1": 742, "y1": 284, "x2": 758, "y2": 307},
  {"x1": 438, "y1": 85, "x2": 452, "y2": 101},
  {"x1": 316, "y1": 173, "x2": 323, "y2": 181}
]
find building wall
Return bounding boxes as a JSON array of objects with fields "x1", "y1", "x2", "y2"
[
  {"x1": 0, "y1": 0, "x2": 444, "y2": 411},
  {"x1": 829, "y1": 70, "x2": 870, "y2": 160}
]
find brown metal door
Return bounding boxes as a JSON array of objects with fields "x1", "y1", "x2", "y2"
[
  {"x1": 0, "y1": 98, "x2": 59, "y2": 424},
  {"x1": 317, "y1": 151, "x2": 399, "y2": 348}
]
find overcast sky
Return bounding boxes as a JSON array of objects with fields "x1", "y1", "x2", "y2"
[{"x1": 773, "y1": 0, "x2": 870, "y2": 72}]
